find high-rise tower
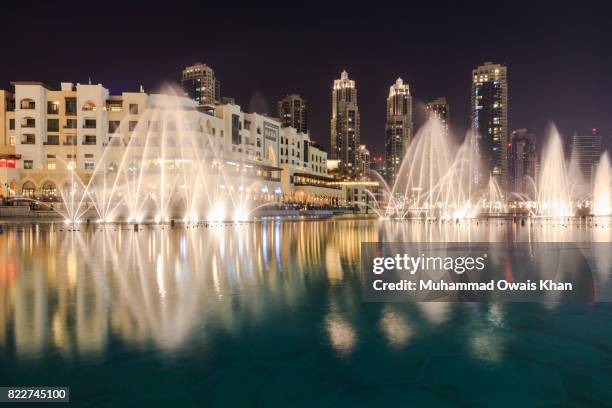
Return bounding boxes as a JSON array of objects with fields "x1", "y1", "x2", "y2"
[
  {"x1": 384, "y1": 78, "x2": 412, "y2": 183},
  {"x1": 471, "y1": 62, "x2": 508, "y2": 192},
  {"x1": 571, "y1": 128, "x2": 603, "y2": 184},
  {"x1": 330, "y1": 70, "x2": 360, "y2": 177},
  {"x1": 277, "y1": 94, "x2": 307, "y2": 133},
  {"x1": 508, "y1": 128, "x2": 537, "y2": 196},
  {"x1": 425, "y1": 97, "x2": 449, "y2": 138},
  {"x1": 181, "y1": 63, "x2": 220, "y2": 107}
]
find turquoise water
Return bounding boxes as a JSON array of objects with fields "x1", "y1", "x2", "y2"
[{"x1": 0, "y1": 219, "x2": 611, "y2": 406}]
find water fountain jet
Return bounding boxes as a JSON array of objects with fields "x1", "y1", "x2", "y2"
[{"x1": 593, "y1": 152, "x2": 611, "y2": 216}]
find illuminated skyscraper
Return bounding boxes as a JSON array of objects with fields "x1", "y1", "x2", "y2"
[
  {"x1": 471, "y1": 62, "x2": 508, "y2": 192},
  {"x1": 330, "y1": 70, "x2": 360, "y2": 177},
  {"x1": 384, "y1": 78, "x2": 412, "y2": 183},
  {"x1": 357, "y1": 144, "x2": 371, "y2": 178},
  {"x1": 571, "y1": 128, "x2": 603, "y2": 184},
  {"x1": 371, "y1": 155, "x2": 384, "y2": 174},
  {"x1": 181, "y1": 63, "x2": 220, "y2": 107},
  {"x1": 277, "y1": 94, "x2": 307, "y2": 133},
  {"x1": 425, "y1": 97, "x2": 449, "y2": 137},
  {"x1": 508, "y1": 128, "x2": 537, "y2": 196}
]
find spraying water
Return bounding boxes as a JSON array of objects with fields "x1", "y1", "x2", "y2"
[
  {"x1": 46, "y1": 87, "x2": 275, "y2": 223},
  {"x1": 536, "y1": 126, "x2": 573, "y2": 217},
  {"x1": 593, "y1": 152, "x2": 611, "y2": 216}
]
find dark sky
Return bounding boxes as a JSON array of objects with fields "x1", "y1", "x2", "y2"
[{"x1": 2, "y1": 1, "x2": 611, "y2": 155}]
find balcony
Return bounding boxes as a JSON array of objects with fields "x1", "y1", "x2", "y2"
[
  {"x1": 44, "y1": 136, "x2": 60, "y2": 145},
  {"x1": 20, "y1": 99, "x2": 35, "y2": 110},
  {"x1": 47, "y1": 102, "x2": 60, "y2": 115},
  {"x1": 64, "y1": 120, "x2": 77, "y2": 130},
  {"x1": 21, "y1": 135, "x2": 35, "y2": 145},
  {"x1": 64, "y1": 137, "x2": 77, "y2": 146},
  {"x1": 83, "y1": 120, "x2": 97, "y2": 129},
  {"x1": 21, "y1": 118, "x2": 36, "y2": 128},
  {"x1": 65, "y1": 98, "x2": 77, "y2": 116},
  {"x1": 106, "y1": 101, "x2": 123, "y2": 112},
  {"x1": 47, "y1": 121, "x2": 60, "y2": 132}
]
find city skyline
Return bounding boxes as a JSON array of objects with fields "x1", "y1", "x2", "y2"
[
  {"x1": 2, "y1": 4, "x2": 612, "y2": 406},
  {"x1": 2, "y1": 3, "x2": 611, "y2": 156}
]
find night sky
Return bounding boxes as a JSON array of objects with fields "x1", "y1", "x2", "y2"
[{"x1": 2, "y1": 1, "x2": 611, "y2": 155}]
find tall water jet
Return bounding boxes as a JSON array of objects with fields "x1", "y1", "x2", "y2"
[
  {"x1": 369, "y1": 116, "x2": 497, "y2": 219},
  {"x1": 537, "y1": 126, "x2": 573, "y2": 217},
  {"x1": 593, "y1": 152, "x2": 611, "y2": 216},
  {"x1": 393, "y1": 117, "x2": 456, "y2": 218},
  {"x1": 39, "y1": 85, "x2": 284, "y2": 223},
  {"x1": 568, "y1": 138, "x2": 589, "y2": 201}
]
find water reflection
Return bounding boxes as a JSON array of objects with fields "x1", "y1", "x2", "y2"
[
  {"x1": 325, "y1": 305, "x2": 357, "y2": 355},
  {"x1": 0, "y1": 218, "x2": 610, "y2": 362},
  {"x1": 379, "y1": 306, "x2": 412, "y2": 348}
]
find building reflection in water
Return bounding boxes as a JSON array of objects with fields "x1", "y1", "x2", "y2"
[{"x1": 0, "y1": 218, "x2": 610, "y2": 361}]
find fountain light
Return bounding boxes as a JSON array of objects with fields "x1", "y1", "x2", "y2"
[
  {"x1": 208, "y1": 202, "x2": 225, "y2": 222},
  {"x1": 593, "y1": 153, "x2": 611, "y2": 216},
  {"x1": 452, "y1": 207, "x2": 468, "y2": 219},
  {"x1": 233, "y1": 207, "x2": 249, "y2": 222}
]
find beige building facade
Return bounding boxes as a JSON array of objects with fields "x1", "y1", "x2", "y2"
[{"x1": 0, "y1": 81, "x2": 344, "y2": 207}]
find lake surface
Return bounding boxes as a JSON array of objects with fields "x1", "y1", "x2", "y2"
[{"x1": 0, "y1": 218, "x2": 611, "y2": 406}]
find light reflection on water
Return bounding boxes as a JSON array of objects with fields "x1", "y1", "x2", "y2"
[{"x1": 0, "y1": 218, "x2": 611, "y2": 405}]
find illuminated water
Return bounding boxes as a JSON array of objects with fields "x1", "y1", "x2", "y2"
[
  {"x1": 366, "y1": 119, "x2": 611, "y2": 219},
  {"x1": 1, "y1": 218, "x2": 612, "y2": 406}
]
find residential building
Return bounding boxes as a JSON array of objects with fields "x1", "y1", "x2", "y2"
[
  {"x1": 277, "y1": 94, "x2": 307, "y2": 134},
  {"x1": 425, "y1": 97, "x2": 449, "y2": 138},
  {"x1": 181, "y1": 63, "x2": 220, "y2": 108},
  {"x1": 385, "y1": 78, "x2": 412, "y2": 183},
  {"x1": 571, "y1": 128, "x2": 603, "y2": 184},
  {"x1": 330, "y1": 70, "x2": 360, "y2": 177},
  {"x1": 0, "y1": 81, "x2": 344, "y2": 206},
  {"x1": 508, "y1": 129, "x2": 537, "y2": 196},
  {"x1": 334, "y1": 180, "x2": 382, "y2": 210},
  {"x1": 0, "y1": 90, "x2": 17, "y2": 196},
  {"x1": 357, "y1": 144, "x2": 371, "y2": 178},
  {"x1": 371, "y1": 155, "x2": 384, "y2": 175},
  {"x1": 471, "y1": 62, "x2": 508, "y2": 192}
]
